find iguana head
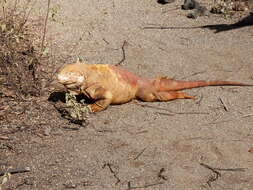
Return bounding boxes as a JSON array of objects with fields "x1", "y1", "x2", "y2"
[{"x1": 57, "y1": 63, "x2": 85, "y2": 95}]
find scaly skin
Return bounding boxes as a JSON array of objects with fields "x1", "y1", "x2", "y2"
[{"x1": 57, "y1": 61, "x2": 251, "y2": 112}]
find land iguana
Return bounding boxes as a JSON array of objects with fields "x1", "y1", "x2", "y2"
[{"x1": 57, "y1": 61, "x2": 252, "y2": 112}]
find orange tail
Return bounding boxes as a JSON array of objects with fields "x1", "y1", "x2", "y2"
[{"x1": 153, "y1": 78, "x2": 253, "y2": 91}]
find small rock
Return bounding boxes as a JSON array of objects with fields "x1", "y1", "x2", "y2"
[
  {"x1": 63, "y1": 181, "x2": 77, "y2": 189},
  {"x1": 44, "y1": 127, "x2": 51, "y2": 136}
]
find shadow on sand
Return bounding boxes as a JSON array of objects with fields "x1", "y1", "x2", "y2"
[
  {"x1": 203, "y1": 13, "x2": 253, "y2": 33},
  {"x1": 143, "y1": 13, "x2": 253, "y2": 33}
]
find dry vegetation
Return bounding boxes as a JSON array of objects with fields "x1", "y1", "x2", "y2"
[
  {"x1": 0, "y1": 1, "x2": 54, "y2": 138},
  {"x1": 211, "y1": 0, "x2": 251, "y2": 16},
  {"x1": 0, "y1": 0, "x2": 88, "y2": 140},
  {"x1": 0, "y1": 0, "x2": 45, "y2": 99},
  {"x1": 0, "y1": 14, "x2": 41, "y2": 98}
]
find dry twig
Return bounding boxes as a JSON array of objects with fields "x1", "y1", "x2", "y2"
[
  {"x1": 41, "y1": 0, "x2": 51, "y2": 52},
  {"x1": 0, "y1": 136, "x2": 9, "y2": 140},
  {"x1": 158, "y1": 168, "x2": 167, "y2": 181},
  {"x1": 102, "y1": 163, "x2": 121, "y2": 185},
  {"x1": 219, "y1": 97, "x2": 228, "y2": 112},
  {"x1": 133, "y1": 147, "x2": 147, "y2": 160},
  {"x1": 180, "y1": 70, "x2": 206, "y2": 80},
  {"x1": 201, "y1": 163, "x2": 246, "y2": 172},
  {"x1": 200, "y1": 162, "x2": 246, "y2": 187},
  {"x1": 115, "y1": 40, "x2": 127, "y2": 66},
  {"x1": 200, "y1": 163, "x2": 221, "y2": 187},
  {"x1": 127, "y1": 181, "x2": 164, "y2": 190},
  {"x1": 0, "y1": 167, "x2": 30, "y2": 176}
]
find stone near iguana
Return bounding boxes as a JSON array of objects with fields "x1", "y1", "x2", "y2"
[{"x1": 182, "y1": 0, "x2": 209, "y2": 19}]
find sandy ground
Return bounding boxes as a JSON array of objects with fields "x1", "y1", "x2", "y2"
[{"x1": 1, "y1": 0, "x2": 253, "y2": 189}]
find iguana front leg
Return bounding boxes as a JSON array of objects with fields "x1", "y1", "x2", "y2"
[{"x1": 81, "y1": 84, "x2": 113, "y2": 112}]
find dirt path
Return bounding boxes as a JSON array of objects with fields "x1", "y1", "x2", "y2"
[{"x1": 2, "y1": 0, "x2": 253, "y2": 189}]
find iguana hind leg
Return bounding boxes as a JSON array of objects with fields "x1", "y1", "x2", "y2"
[
  {"x1": 137, "y1": 90, "x2": 195, "y2": 102},
  {"x1": 154, "y1": 91, "x2": 195, "y2": 101},
  {"x1": 81, "y1": 84, "x2": 113, "y2": 112}
]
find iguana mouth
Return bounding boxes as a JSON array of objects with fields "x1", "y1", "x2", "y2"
[
  {"x1": 62, "y1": 81, "x2": 76, "y2": 85},
  {"x1": 64, "y1": 84, "x2": 82, "y2": 95},
  {"x1": 64, "y1": 83, "x2": 80, "y2": 90}
]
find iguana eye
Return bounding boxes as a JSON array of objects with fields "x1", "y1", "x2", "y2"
[
  {"x1": 57, "y1": 73, "x2": 70, "y2": 83},
  {"x1": 76, "y1": 76, "x2": 84, "y2": 83}
]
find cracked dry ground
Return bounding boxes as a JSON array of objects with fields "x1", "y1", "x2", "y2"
[{"x1": 1, "y1": 0, "x2": 253, "y2": 189}]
